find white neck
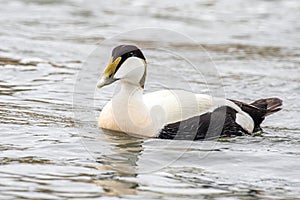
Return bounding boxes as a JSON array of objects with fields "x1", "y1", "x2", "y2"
[{"x1": 110, "y1": 81, "x2": 159, "y2": 137}]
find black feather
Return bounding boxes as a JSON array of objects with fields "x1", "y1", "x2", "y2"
[
  {"x1": 229, "y1": 98, "x2": 282, "y2": 132},
  {"x1": 111, "y1": 45, "x2": 146, "y2": 72},
  {"x1": 158, "y1": 106, "x2": 248, "y2": 140}
]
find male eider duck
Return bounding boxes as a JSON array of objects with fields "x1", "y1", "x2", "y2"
[{"x1": 97, "y1": 45, "x2": 282, "y2": 140}]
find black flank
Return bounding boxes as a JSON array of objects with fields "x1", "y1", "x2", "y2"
[{"x1": 158, "y1": 106, "x2": 248, "y2": 141}]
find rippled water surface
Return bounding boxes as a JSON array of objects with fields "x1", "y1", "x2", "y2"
[{"x1": 0, "y1": 0, "x2": 300, "y2": 199}]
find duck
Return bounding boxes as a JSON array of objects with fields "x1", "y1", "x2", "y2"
[{"x1": 97, "y1": 45, "x2": 282, "y2": 140}]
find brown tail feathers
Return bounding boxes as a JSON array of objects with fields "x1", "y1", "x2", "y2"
[{"x1": 250, "y1": 98, "x2": 282, "y2": 117}]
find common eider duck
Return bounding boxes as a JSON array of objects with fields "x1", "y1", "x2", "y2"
[{"x1": 97, "y1": 45, "x2": 282, "y2": 140}]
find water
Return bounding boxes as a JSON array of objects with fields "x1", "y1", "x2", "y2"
[{"x1": 0, "y1": 0, "x2": 299, "y2": 199}]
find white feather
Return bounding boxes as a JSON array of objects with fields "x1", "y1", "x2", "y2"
[
  {"x1": 99, "y1": 86, "x2": 254, "y2": 137},
  {"x1": 114, "y1": 57, "x2": 145, "y2": 85}
]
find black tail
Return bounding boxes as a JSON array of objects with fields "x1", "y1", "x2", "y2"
[
  {"x1": 229, "y1": 98, "x2": 282, "y2": 132},
  {"x1": 250, "y1": 98, "x2": 282, "y2": 117}
]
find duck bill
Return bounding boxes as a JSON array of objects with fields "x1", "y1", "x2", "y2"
[
  {"x1": 97, "y1": 57, "x2": 122, "y2": 88},
  {"x1": 97, "y1": 76, "x2": 118, "y2": 88}
]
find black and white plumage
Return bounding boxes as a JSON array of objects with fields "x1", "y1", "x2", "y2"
[
  {"x1": 97, "y1": 45, "x2": 282, "y2": 140},
  {"x1": 159, "y1": 98, "x2": 282, "y2": 140}
]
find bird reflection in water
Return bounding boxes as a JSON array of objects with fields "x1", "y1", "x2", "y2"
[{"x1": 91, "y1": 129, "x2": 145, "y2": 196}]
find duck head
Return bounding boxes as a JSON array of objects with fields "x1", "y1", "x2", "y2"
[{"x1": 97, "y1": 45, "x2": 147, "y2": 89}]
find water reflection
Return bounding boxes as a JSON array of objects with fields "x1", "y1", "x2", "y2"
[
  {"x1": 93, "y1": 178, "x2": 138, "y2": 196},
  {"x1": 97, "y1": 129, "x2": 144, "y2": 174},
  {"x1": 81, "y1": 128, "x2": 144, "y2": 196}
]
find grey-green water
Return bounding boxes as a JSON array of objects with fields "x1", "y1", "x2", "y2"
[{"x1": 0, "y1": 0, "x2": 299, "y2": 199}]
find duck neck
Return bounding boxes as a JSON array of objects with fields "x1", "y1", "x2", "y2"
[
  {"x1": 111, "y1": 81, "x2": 157, "y2": 137},
  {"x1": 118, "y1": 81, "x2": 143, "y2": 99}
]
